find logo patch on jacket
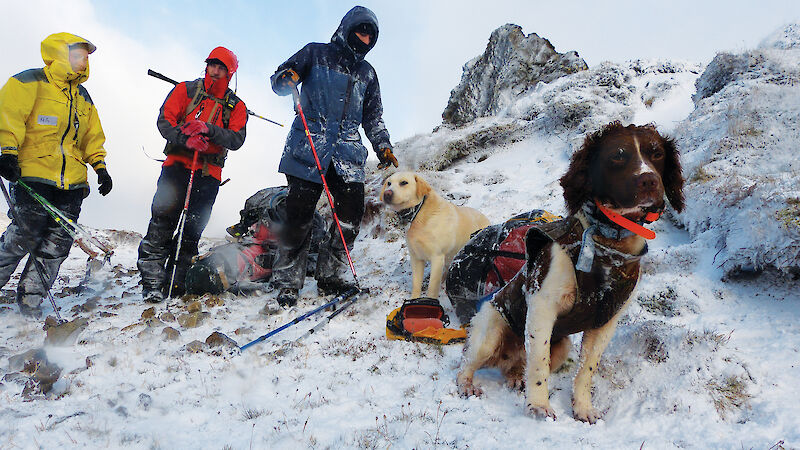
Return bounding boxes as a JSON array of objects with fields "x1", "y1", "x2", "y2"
[{"x1": 37, "y1": 115, "x2": 58, "y2": 126}]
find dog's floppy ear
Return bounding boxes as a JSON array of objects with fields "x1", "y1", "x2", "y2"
[
  {"x1": 661, "y1": 135, "x2": 685, "y2": 213},
  {"x1": 415, "y1": 175, "x2": 432, "y2": 198},
  {"x1": 560, "y1": 140, "x2": 594, "y2": 216}
]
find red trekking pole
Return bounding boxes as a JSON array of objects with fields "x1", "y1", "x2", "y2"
[
  {"x1": 291, "y1": 86, "x2": 360, "y2": 287},
  {"x1": 167, "y1": 150, "x2": 200, "y2": 298}
]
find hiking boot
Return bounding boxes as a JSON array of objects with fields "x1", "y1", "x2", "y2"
[
  {"x1": 316, "y1": 278, "x2": 356, "y2": 297},
  {"x1": 276, "y1": 288, "x2": 298, "y2": 308},
  {"x1": 143, "y1": 289, "x2": 165, "y2": 304}
]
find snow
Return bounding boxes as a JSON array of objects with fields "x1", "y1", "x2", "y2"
[{"x1": 1, "y1": 25, "x2": 799, "y2": 450}]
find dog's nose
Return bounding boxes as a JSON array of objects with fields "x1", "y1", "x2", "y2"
[
  {"x1": 636, "y1": 172, "x2": 659, "y2": 191},
  {"x1": 383, "y1": 190, "x2": 393, "y2": 203}
]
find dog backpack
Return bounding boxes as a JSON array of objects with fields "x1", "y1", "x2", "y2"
[{"x1": 444, "y1": 210, "x2": 561, "y2": 324}]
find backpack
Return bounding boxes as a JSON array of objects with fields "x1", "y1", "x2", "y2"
[
  {"x1": 185, "y1": 186, "x2": 327, "y2": 295},
  {"x1": 444, "y1": 210, "x2": 561, "y2": 324}
]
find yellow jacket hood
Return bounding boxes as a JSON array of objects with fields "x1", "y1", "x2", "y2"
[
  {"x1": 0, "y1": 32, "x2": 106, "y2": 191},
  {"x1": 41, "y1": 32, "x2": 96, "y2": 86}
]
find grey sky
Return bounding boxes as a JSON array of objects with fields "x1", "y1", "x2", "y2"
[{"x1": 1, "y1": 0, "x2": 797, "y2": 237}]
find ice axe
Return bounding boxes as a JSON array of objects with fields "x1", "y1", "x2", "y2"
[{"x1": 147, "y1": 69, "x2": 284, "y2": 127}]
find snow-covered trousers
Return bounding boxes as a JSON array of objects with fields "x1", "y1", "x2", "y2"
[
  {"x1": 0, "y1": 182, "x2": 83, "y2": 309},
  {"x1": 271, "y1": 169, "x2": 363, "y2": 290},
  {"x1": 137, "y1": 165, "x2": 220, "y2": 295}
]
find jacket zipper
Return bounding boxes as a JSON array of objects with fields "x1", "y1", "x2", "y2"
[
  {"x1": 59, "y1": 82, "x2": 74, "y2": 189},
  {"x1": 339, "y1": 77, "x2": 354, "y2": 124}
]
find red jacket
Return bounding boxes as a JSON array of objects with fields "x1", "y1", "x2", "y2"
[{"x1": 157, "y1": 55, "x2": 247, "y2": 180}]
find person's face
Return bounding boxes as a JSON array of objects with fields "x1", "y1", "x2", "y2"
[
  {"x1": 355, "y1": 32, "x2": 371, "y2": 45},
  {"x1": 206, "y1": 62, "x2": 229, "y2": 81},
  {"x1": 68, "y1": 47, "x2": 89, "y2": 72}
]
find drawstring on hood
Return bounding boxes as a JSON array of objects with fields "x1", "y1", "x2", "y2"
[
  {"x1": 331, "y1": 6, "x2": 379, "y2": 61},
  {"x1": 40, "y1": 32, "x2": 95, "y2": 87}
]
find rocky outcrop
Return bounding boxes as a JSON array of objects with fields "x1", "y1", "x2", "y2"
[
  {"x1": 395, "y1": 59, "x2": 700, "y2": 173},
  {"x1": 694, "y1": 24, "x2": 800, "y2": 103},
  {"x1": 442, "y1": 24, "x2": 587, "y2": 126},
  {"x1": 674, "y1": 23, "x2": 800, "y2": 276}
]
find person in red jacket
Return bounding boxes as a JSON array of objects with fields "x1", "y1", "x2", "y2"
[{"x1": 137, "y1": 47, "x2": 248, "y2": 303}]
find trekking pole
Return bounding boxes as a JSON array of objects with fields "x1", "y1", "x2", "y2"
[
  {"x1": 240, "y1": 286, "x2": 360, "y2": 351},
  {"x1": 290, "y1": 85, "x2": 360, "y2": 287},
  {"x1": 295, "y1": 289, "x2": 364, "y2": 341},
  {"x1": 0, "y1": 181, "x2": 64, "y2": 322},
  {"x1": 16, "y1": 181, "x2": 114, "y2": 257},
  {"x1": 147, "y1": 69, "x2": 283, "y2": 127},
  {"x1": 167, "y1": 150, "x2": 200, "y2": 298}
]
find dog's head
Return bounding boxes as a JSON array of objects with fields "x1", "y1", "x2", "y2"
[
  {"x1": 379, "y1": 171, "x2": 432, "y2": 211},
  {"x1": 560, "y1": 121, "x2": 685, "y2": 219}
]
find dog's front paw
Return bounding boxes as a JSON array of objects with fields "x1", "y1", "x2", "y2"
[
  {"x1": 456, "y1": 375, "x2": 483, "y2": 398},
  {"x1": 526, "y1": 402, "x2": 556, "y2": 420},
  {"x1": 506, "y1": 376, "x2": 524, "y2": 391},
  {"x1": 573, "y1": 405, "x2": 602, "y2": 424}
]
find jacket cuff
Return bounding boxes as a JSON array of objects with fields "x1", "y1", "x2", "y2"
[
  {"x1": 374, "y1": 142, "x2": 392, "y2": 152},
  {"x1": 91, "y1": 160, "x2": 107, "y2": 171},
  {"x1": 1, "y1": 146, "x2": 19, "y2": 156}
]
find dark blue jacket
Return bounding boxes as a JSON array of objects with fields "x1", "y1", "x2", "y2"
[{"x1": 271, "y1": 6, "x2": 392, "y2": 184}]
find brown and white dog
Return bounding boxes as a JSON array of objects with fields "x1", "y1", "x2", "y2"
[
  {"x1": 380, "y1": 172, "x2": 490, "y2": 299},
  {"x1": 456, "y1": 122, "x2": 685, "y2": 423}
]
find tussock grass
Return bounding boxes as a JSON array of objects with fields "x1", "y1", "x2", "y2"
[{"x1": 707, "y1": 375, "x2": 752, "y2": 418}]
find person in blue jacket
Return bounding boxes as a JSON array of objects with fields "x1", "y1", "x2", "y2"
[{"x1": 270, "y1": 5, "x2": 398, "y2": 307}]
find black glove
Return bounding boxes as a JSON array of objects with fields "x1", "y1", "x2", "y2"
[
  {"x1": 377, "y1": 147, "x2": 398, "y2": 169},
  {"x1": 271, "y1": 68, "x2": 300, "y2": 96},
  {"x1": 96, "y1": 168, "x2": 112, "y2": 196},
  {"x1": 0, "y1": 154, "x2": 21, "y2": 182}
]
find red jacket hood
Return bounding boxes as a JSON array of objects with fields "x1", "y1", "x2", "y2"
[{"x1": 204, "y1": 46, "x2": 238, "y2": 98}]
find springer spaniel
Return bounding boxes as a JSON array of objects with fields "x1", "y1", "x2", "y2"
[{"x1": 456, "y1": 122, "x2": 685, "y2": 423}]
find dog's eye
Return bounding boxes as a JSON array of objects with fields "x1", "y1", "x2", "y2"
[
  {"x1": 386, "y1": 182, "x2": 391, "y2": 187},
  {"x1": 611, "y1": 148, "x2": 626, "y2": 163},
  {"x1": 400, "y1": 181, "x2": 408, "y2": 186},
  {"x1": 651, "y1": 150, "x2": 664, "y2": 160}
]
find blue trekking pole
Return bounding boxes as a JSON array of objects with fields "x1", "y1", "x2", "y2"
[{"x1": 241, "y1": 287, "x2": 364, "y2": 350}]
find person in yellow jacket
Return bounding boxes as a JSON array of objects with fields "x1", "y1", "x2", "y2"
[{"x1": 0, "y1": 32, "x2": 112, "y2": 317}]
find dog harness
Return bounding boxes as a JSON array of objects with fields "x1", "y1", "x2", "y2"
[{"x1": 491, "y1": 212, "x2": 647, "y2": 339}]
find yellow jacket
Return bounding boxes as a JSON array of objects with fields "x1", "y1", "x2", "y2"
[{"x1": 0, "y1": 32, "x2": 107, "y2": 190}]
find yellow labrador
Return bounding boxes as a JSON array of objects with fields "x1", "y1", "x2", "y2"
[{"x1": 380, "y1": 172, "x2": 489, "y2": 299}]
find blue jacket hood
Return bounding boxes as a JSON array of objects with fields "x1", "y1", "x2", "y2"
[{"x1": 331, "y1": 6, "x2": 379, "y2": 59}]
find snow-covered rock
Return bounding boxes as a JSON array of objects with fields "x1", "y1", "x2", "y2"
[
  {"x1": 397, "y1": 58, "x2": 700, "y2": 173},
  {"x1": 674, "y1": 23, "x2": 800, "y2": 276},
  {"x1": 442, "y1": 24, "x2": 588, "y2": 126}
]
